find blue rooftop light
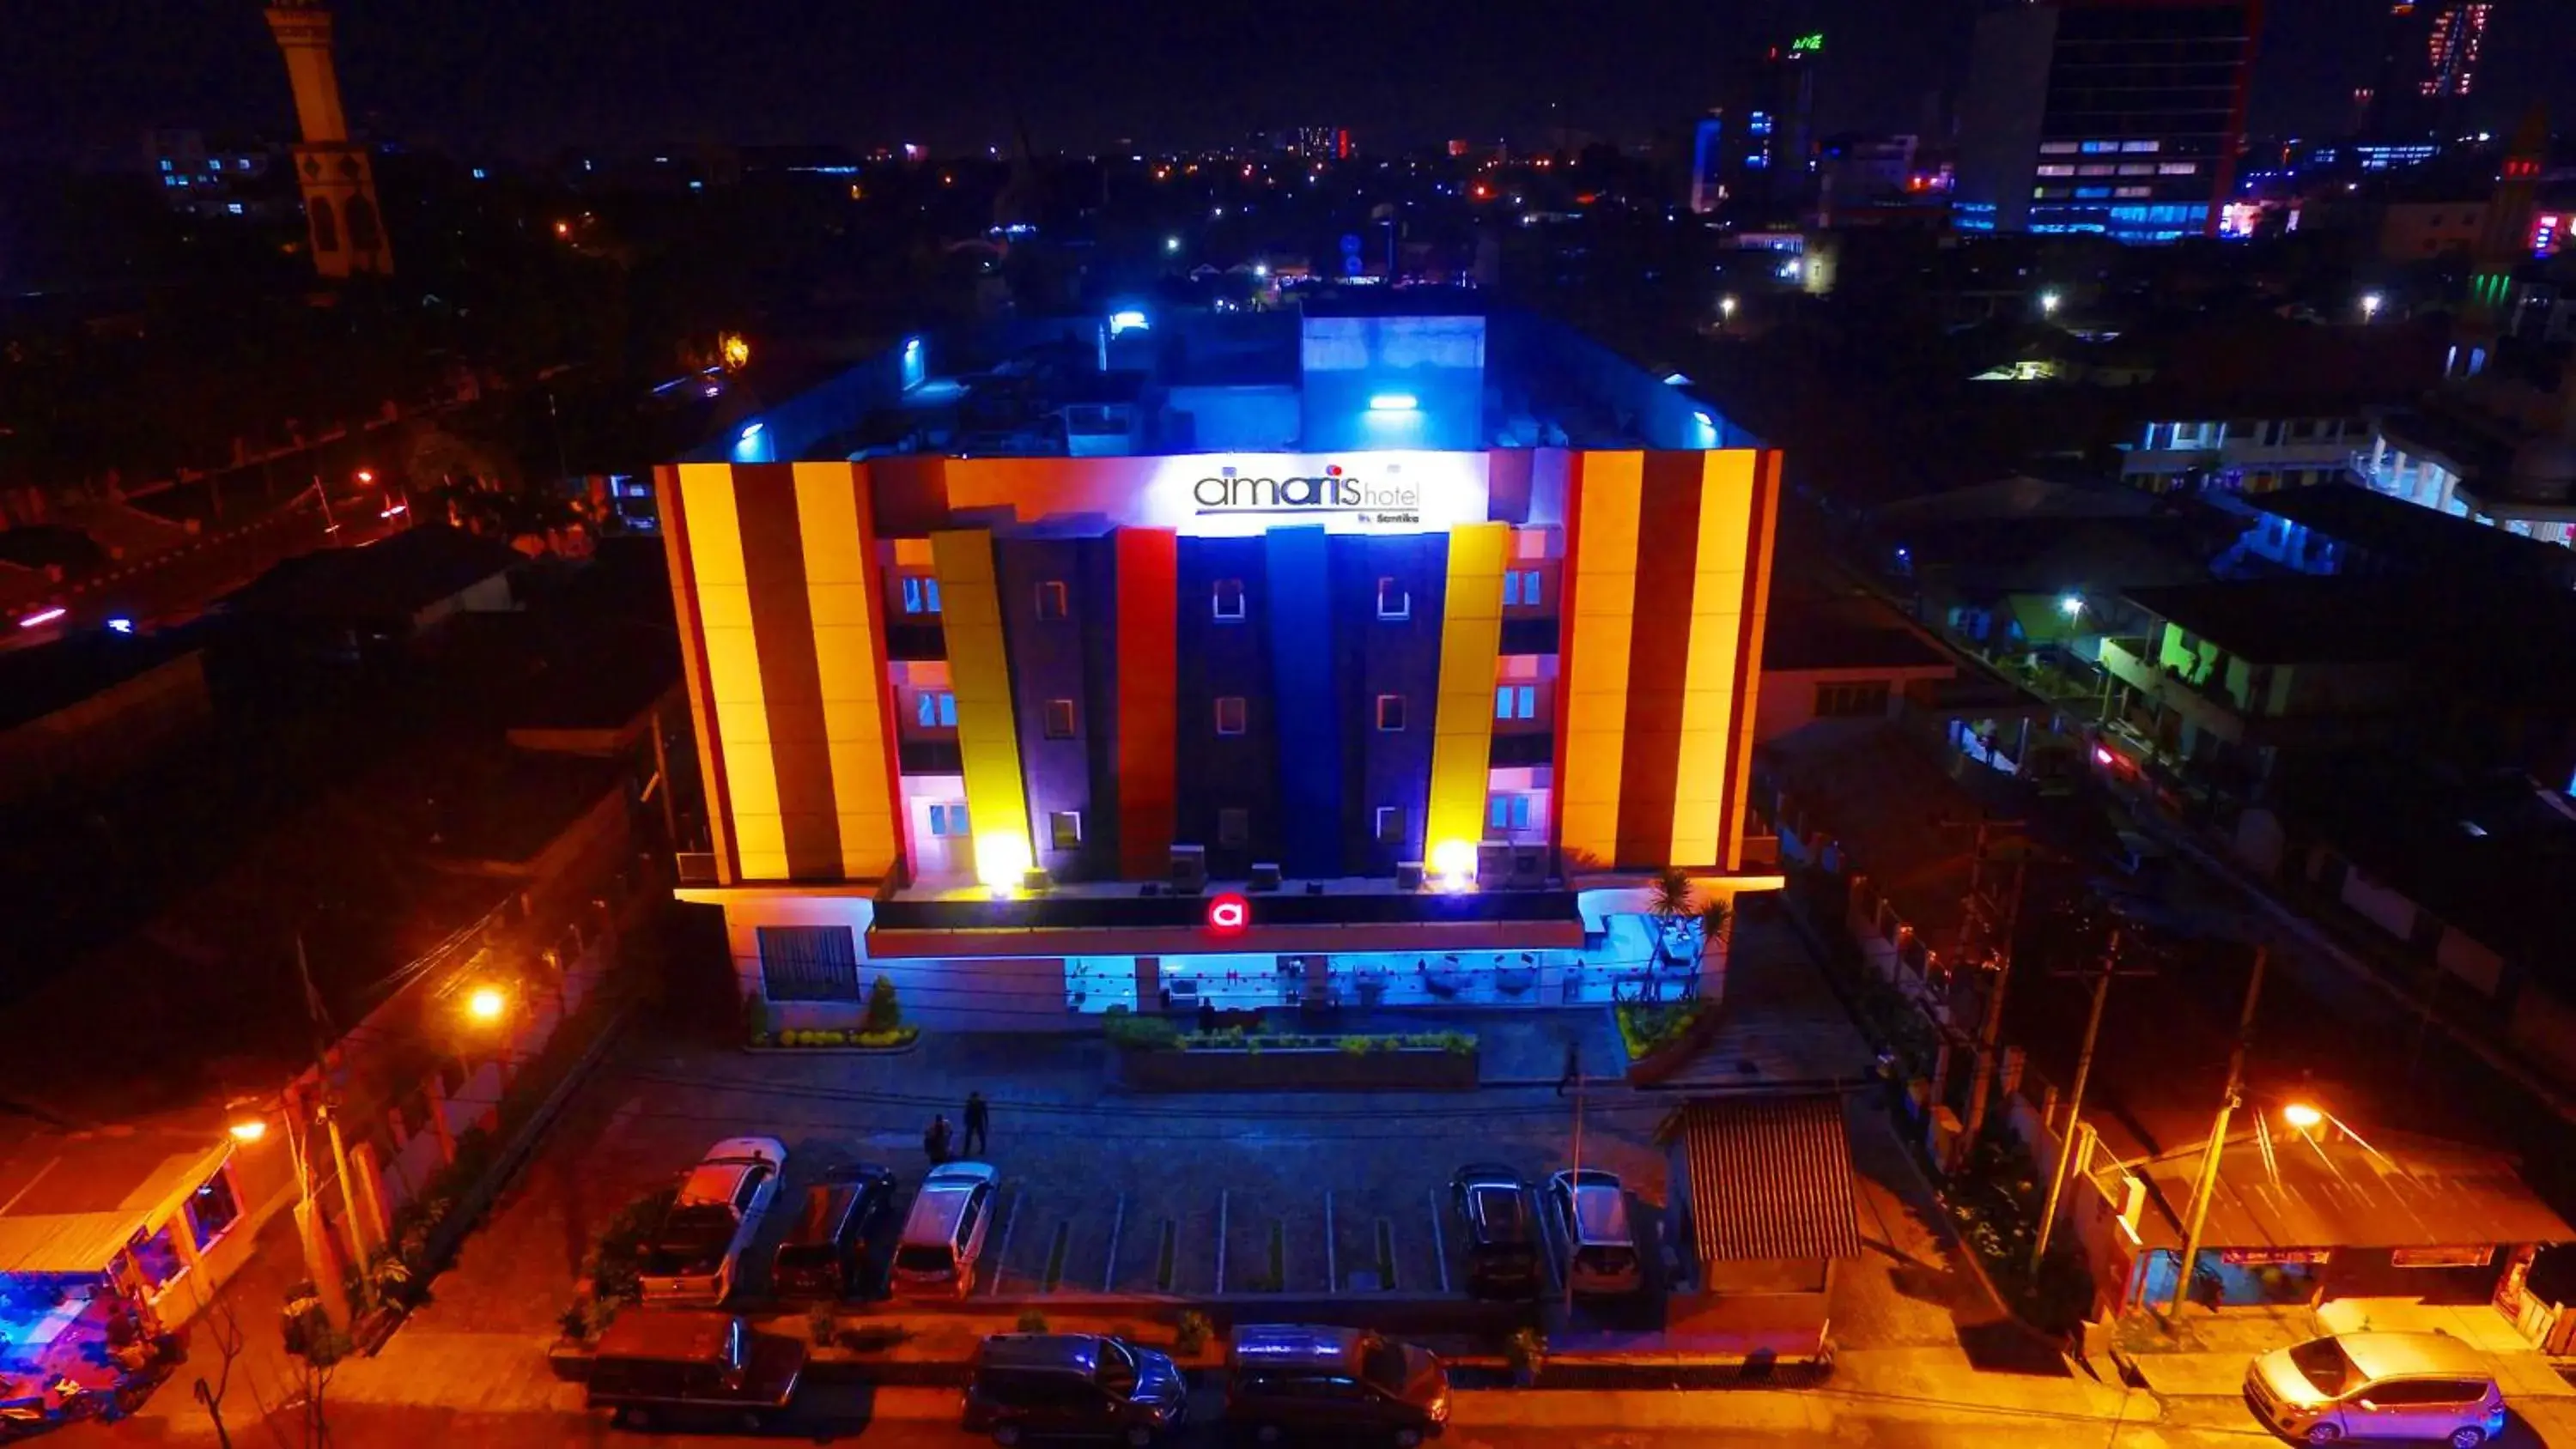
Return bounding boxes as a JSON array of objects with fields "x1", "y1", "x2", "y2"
[
  {"x1": 106, "y1": 617, "x2": 135, "y2": 634},
  {"x1": 1367, "y1": 392, "x2": 1419, "y2": 412},
  {"x1": 1109, "y1": 309, "x2": 1150, "y2": 336},
  {"x1": 1663, "y1": 372, "x2": 1692, "y2": 386},
  {"x1": 738, "y1": 421, "x2": 764, "y2": 443},
  {"x1": 1693, "y1": 409, "x2": 1716, "y2": 428}
]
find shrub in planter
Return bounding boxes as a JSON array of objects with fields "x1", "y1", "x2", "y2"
[
  {"x1": 1505, "y1": 1327, "x2": 1546, "y2": 1386},
  {"x1": 808, "y1": 1306, "x2": 839, "y2": 1347},
  {"x1": 863, "y1": 974, "x2": 902, "y2": 1033},
  {"x1": 741, "y1": 991, "x2": 772, "y2": 1046},
  {"x1": 1015, "y1": 1309, "x2": 1050, "y2": 1334},
  {"x1": 1103, "y1": 1005, "x2": 1179, "y2": 1052},
  {"x1": 1173, "y1": 1312, "x2": 1212, "y2": 1356},
  {"x1": 560, "y1": 1302, "x2": 592, "y2": 1343}
]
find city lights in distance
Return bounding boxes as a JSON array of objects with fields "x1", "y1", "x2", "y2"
[
  {"x1": 1720, "y1": 295, "x2": 1739, "y2": 320},
  {"x1": 1366, "y1": 393, "x2": 1419, "y2": 412},
  {"x1": 354, "y1": 469, "x2": 376, "y2": 486},
  {"x1": 2093, "y1": 746, "x2": 2117, "y2": 767}
]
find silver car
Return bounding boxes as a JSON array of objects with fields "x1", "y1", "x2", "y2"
[
  {"x1": 2245, "y1": 1331, "x2": 2506, "y2": 1447},
  {"x1": 637, "y1": 1137, "x2": 788, "y2": 1306}
]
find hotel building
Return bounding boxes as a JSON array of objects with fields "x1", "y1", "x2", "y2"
[{"x1": 658, "y1": 301, "x2": 1783, "y2": 1028}]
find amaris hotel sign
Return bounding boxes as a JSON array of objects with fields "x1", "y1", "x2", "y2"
[{"x1": 1151, "y1": 452, "x2": 1491, "y2": 537}]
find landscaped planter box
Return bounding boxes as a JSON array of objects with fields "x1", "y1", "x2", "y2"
[{"x1": 1112, "y1": 1044, "x2": 1479, "y2": 1092}]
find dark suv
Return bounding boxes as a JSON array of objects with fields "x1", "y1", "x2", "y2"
[
  {"x1": 1223, "y1": 1325, "x2": 1449, "y2": 1446},
  {"x1": 772, "y1": 1164, "x2": 897, "y2": 1300},
  {"x1": 961, "y1": 1332, "x2": 1189, "y2": 1445},
  {"x1": 1449, "y1": 1163, "x2": 1538, "y2": 1297}
]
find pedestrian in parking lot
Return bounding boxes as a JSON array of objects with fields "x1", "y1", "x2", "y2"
[
  {"x1": 925, "y1": 1113, "x2": 953, "y2": 1166},
  {"x1": 963, "y1": 1091, "x2": 989, "y2": 1156},
  {"x1": 1555, "y1": 1039, "x2": 1579, "y2": 1096}
]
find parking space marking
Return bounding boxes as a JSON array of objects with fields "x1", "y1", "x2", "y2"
[
  {"x1": 987, "y1": 1189, "x2": 1022, "y2": 1297},
  {"x1": 1041, "y1": 1221, "x2": 1072, "y2": 1293},
  {"x1": 1102, "y1": 1193, "x2": 1125, "y2": 1294},
  {"x1": 1536, "y1": 1186, "x2": 1565, "y2": 1294},
  {"x1": 1374, "y1": 1217, "x2": 1397, "y2": 1291},
  {"x1": 1323, "y1": 1191, "x2": 1337, "y2": 1291},
  {"x1": 1427, "y1": 1190, "x2": 1449, "y2": 1294},
  {"x1": 1215, "y1": 1190, "x2": 1229, "y2": 1294}
]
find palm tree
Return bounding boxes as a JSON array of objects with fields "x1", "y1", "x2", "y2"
[{"x1": 1648, "y1": 866, "x2": 1695, "y2": 925}]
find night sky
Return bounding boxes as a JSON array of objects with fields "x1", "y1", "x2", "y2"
[{"x1": 3, "y1": 0, "x2": 2568, "y2": 162}]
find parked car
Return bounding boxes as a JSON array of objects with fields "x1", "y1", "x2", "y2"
[
  {"x1": 1543, "y1": 1167, "x2": 1641, "y2": 1296},
  {"x1": 1223, "y1": 1324, "x2": 1449, "y2": 1445},
  {"x1": 772, "y1": 1163, "x2": 897, "y2": 1300},
  {"x1": 960, "y1": 1331, "x2": 1190, "y2": 1445},
  {"x1": 585, "y1": 1310, "x2": 804, "y2": 1432},
  {"x1": 1449, "y1": 1163, "x2": 1538, "y2": 1297},
  {"x1": 637, "y1": 1137, "x2": 787, "y2": 1306},
  {"x1": 891, "y1": 1161, "x2": 1000, "y2": 1300},
  {"x1": 2245, "y1": 1331, "x2": 2506, "y2": 1447}
]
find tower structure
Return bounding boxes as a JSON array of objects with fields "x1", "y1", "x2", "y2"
[{"x1": 264, "y1": 1, "x2": 392, "y2": 278}]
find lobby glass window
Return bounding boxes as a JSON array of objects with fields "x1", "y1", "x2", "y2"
[
  {"x1": 1489, "y1": 793, "x2": 1535, "y2": 831},
  {"x1": 1218, "y1": 808, "x2": 1250, "y2": 847},
  {"x1": 928, "y1": 803, "x2": 970, "y2": 836},
  {"x1": 1375, "y1": 694, "x2": 1406, "y2": 731},
  {"x1": 1212, "y1": 578, "x2": 1247, "y2": 621},
  {"x1": 1374, "y1": 806, "x2": 1406, "y2": 845},
  {"x1": 1814, "y1": 681, "x2": 1892, "y2": 718},
  {"x1": 1036, "y1": 580, "x2": 1069, "y2": 620},
  {"x1": 756, "y1": 925, "x2": 862, "y2": 1002},
  {"x1": 1495, "y1": 684, "x2": 1537, "y2": 720},
  {"x1": 1048, "y1": 811, "x2": 1083, "y2": 850},
  {"x1": 1044, "y1": 698, "x2": 1077, "y2": 739},
  {"x1": 915, "y1": 690, "x2": 958, "y2": 729},
  {"x1": 900, "y1": 574, "x2": 942, "y2": 615},
  {"x1": 1376, "y1": 577, "x2": 1411, "y2": 620},
  {"x1": 1215, "y1": 695, "x2": 1248, "y2": 736}
]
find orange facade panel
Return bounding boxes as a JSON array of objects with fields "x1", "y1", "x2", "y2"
[{"x1": 1115, "y1": 529, "x2": 1180, "y2": 879}]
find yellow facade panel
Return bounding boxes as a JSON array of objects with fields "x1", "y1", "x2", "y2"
[
  {"x1": 1427, "y1": 523, "x2": 1508, "y2": 852},
  {"x1": 678, "y1": 464, "x2": 787, "y2": 882},
  {"x1": 1556, "y1": 456, "x2": 1643, "y2": 867},
  {"x1": 1722, "y1": 453, "x2": 1783, "y2": 869},
  {"x1": 794, "y1": 463, "x2": 897, "y2": 878},
  {"x1": 931, "y1": 530, "x2": 1030, "y2": 871},
  {"x1": 1668, "y1": 452, "x2": 1762, "y2": 867}
]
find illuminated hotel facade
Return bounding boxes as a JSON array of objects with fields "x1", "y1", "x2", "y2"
[{"x1": 659, "y1": 305, "x2": 1783, "y2": 1028}]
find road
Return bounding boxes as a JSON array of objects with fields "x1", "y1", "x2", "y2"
[{"x1": 88, "y1": 1382, "x2": 2572, "y2": 1447}]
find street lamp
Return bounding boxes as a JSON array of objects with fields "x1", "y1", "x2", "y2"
[
  {"x1": 1719, "y1": 294, "x2": 1738, "y2": 324},
  {"x1": 1163, "y1": 234, "x2": 1182, "y2": 254},
  {"x1": 2360, "y1": 292, "x2": 2384, "y2": 322},
  {"x1": 465, "y1": 985, "x2": 508, "y2": 1022},
  {"x1": 2058, "y1": 593, "x2": 2084, "y2": 619},
  {"x1": 2282, "y1": 1101, "x2": 2324, "y2": 1131},
  {"x1": 2039, "y1": 290, "x2": 2063, "y2": 317}
]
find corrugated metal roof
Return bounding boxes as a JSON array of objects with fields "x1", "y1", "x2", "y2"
[{"x1": 1674, "y1": 1094, "x2": 1862, "y2": 1264}]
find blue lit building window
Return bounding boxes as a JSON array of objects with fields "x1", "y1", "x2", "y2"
[
  {"x1": 914, "y1": 690, "x2": 958, "y2": 729},
  {"x1": 1488, "y1": 794, "x2": 1535, "y2": 830},
  {"x1": 158, "y1": 159, "x2": 173, "y2": 172},
  {"x1": 1495, "y1": 684, "x2": 1537, "y2": 720},
  {"x1": 927, "y1": 803, "x2": 969, "y2": 836},
  {"x1": 901, "y1": 575, "x2": 941, "y2": 614}
]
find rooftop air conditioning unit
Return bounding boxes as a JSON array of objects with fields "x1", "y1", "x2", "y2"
[
  {"x1": 1476, "y1": 843, "x2": 1514, "y2": 885},
  {"x1": 1394, "y1": 861, "x2": 1425, "y2": 892},
  {"x1": 1170, "y1": 845, "x2": 1208, "y2": 894},
  {"x1": 1249, "y1": 862, "x2": 1283, "y2": 891},
  {"x1": 1020, "y1": 868, "x2": 1053, "y2": 894},
  {"x1": 1510, "y1": 845, "x2": 1551, "y2": 888}
]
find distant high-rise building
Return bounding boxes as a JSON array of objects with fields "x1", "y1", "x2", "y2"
[
  {"x1": 1954, "y1": 0, "x2": 2259, "y2": 245},
  {"x1": 2363, "y1": 2, "x2": 2493, "y2": 137},
  {"x1": 264, "y1": 1, "x2": 392, "y2": 278},
  {"x1": 1281, "y1": 127, "x2": 1350, "y2": 161},
  {"x1": 1707, "y1": 35, "x2": 1821, "y2": 222}
]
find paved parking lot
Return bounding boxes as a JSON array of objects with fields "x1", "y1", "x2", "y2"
[{"x1": 422, "y1": 1005, "x2": 1662, "y2": 1333}]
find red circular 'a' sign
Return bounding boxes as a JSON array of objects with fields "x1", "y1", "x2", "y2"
[{"x1": 1207, "y1": 893, "x2": 1250, "y2": 937}]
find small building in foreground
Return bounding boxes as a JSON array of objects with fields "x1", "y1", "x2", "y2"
[{"x1": 1663, "y1": 1092, "x2": 1861, "y2": 1355}]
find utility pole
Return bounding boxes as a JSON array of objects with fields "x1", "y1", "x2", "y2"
[
  {"x1": 295, "y1": 932, "x2": 374, "y2": 1306},
  {"x1": 2030, "y1": 926, "x2": 2154, "y2": 1270},
  {"x1": 2167, "y1": 945, "x2": 2270, "y2": 1323},
  {"x1": 1955, "y1": 817, "x2": 2028, "y2": 1159}
]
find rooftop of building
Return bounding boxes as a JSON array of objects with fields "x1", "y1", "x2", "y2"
[
  {"x1": 0, "y1": 623, "x2": 205, "y2": 736},
  {"x1": 2119, "y1": 576, "x2": 2426, "y2": 664},
  {"x1": 2245, "y1": 478, "x2": 2576, "y2": 586},
  {"x1": 222, "y1": 525, "x2": 525, "y2": 624}
]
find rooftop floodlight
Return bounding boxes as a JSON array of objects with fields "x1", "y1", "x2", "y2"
[{"x1": 1367, "y1": 392, "x2": 1419, "y2": 412}]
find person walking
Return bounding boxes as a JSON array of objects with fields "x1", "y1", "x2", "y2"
[
  {"x1": 963, "y1": 1091, "x2": 990, "y2": 1156},
  {"x1": 1555, "y1": 1040, "x2": 1580, "y2": 1097},
  {"x1": 924, "y1": 1113, "x2": 953, "y2": 1166}
]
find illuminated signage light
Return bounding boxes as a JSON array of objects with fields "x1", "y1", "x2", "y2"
[
  {"x1": 1366, "y1": 393, "x2": 1419, "y2": 412},
  {"x1": 1109, "y1": 309, "x2": 1150, "y2": 336},
  {"x1": 1789, "y1": 31, "x2": 1824, "y2": 52},
  {"x1": 1207, "y1": 893, "x2": 1250, "y2": 937},
  {"x1": 106, "y1": 617, "x2": 135, "y2": 634},
  {"x1": 17, "y1": 608, "x2": 67, "y2": 629}
]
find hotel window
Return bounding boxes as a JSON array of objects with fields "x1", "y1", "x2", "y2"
[
  {"x1": 900, "y1": 573, "x2": 942, "y2": 615},
  {"x1": 1217, "y1": 808, "x2": 1250, "y2": 848},
  {"x1": 1495, "y1": 684, "x2": 1537, "y2": 720},
  {"x1": 756, "y1": 925, "x2": 862, "y2": 1002},
  {"x1": 1376, "y1": 577, "x2": 1411, "y2": 620},
  {"x1": 1814, "y1": 681, "x2": 1893, "y2": 718},
  {"x1": 1214, "y1": 695, "x2": 1248, "y2": 736},
  {"x1": 2116, "y1": 186, "x2": 2153, "y2": 198},
  {"x1": 1502, "y1": 568, "x2": 1543, "y2": 606},
  {"x1": 2039, "y1": 141, "x2": 2080, "y2": 155},
  {"x1": 2117, "y1": 164, "x2": 2154, "y2": 176},
  {"x1": 927, "y1": 803, "x2": 970, "y2": 837},
  {"x1": 914, "y1": 690, "x2": 959, "y2": 729},
  {"x1": 1036, "y1": 579, "x2": 1069, "y2": 620},
  {"x1": 1375, "y1": 694, "x2": 1407, "y2": 731},
  {"x1": 2036, "y1": 165, "x2": 2076, "y2": 178},
  {"x1": 1043, "y1": 699, "x2": 1078, "y2": 739},
  {"x1": 1048, "y1": 811, "x2": 1084, "y2": 850},
  {"x1": 1212, "y1": 578, "x2": 1247, "y2": 621},
  {"x1": 186, "y1": 1165, "x2": 245, "y2": 1252},
  {"x1": 2157, "y1": 162, "x2": 2199, "y2": 176},
  {"x1": 1374, "y1": 806, "x2": 1406, "y2": 845},
  {"x1": 1488, "y1": 793, "x2": 1535, "y2": 831},
  {"x1": 2122, "y1": 140, "x2": 2160, "y2": 154}
]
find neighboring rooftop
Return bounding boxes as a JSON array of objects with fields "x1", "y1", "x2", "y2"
[
  {"x1": 2245, "y1": 480, "x2": 2576, "y2": 589},
  {"x1": 2120, "y1": 576, "x2": 2428, "y2": 664},
  {"x1": 223, "y1": 525, "x2": 522, "y2": 623},
  {"x1": 0, "y1": 624, "x2": 204, "y2": 735}
]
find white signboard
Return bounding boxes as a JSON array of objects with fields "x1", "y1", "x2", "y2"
[{"x1": 1145, "y1": 452, "x2": 1492, "y2": 537}]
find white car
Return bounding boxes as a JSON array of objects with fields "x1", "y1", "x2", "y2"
[
  {"x1": 637, "y1": 1137, "x2": 788, "y2": 1306},
  {"x1": 1544, "y1": 1167, "x2": 1643, "y2": 1296},
  {"x1": 891, "y1": 1161, "x2": 1000, "y2": 1300}
]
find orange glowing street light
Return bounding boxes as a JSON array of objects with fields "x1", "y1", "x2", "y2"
[
  {"x1": 2282, "y1": 1102, "x2": 2324, "y2": 1130},
  {"x1": 228, "y1": 1117, "x2": 268, "y2": 1144},
  {"x1": 466, "y1": 985, "x2": 508, "y2": 1022}
]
